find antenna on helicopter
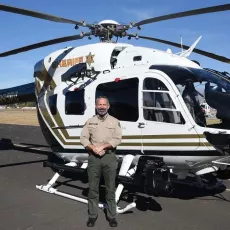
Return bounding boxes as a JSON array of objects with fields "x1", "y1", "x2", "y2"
[{"x1": 180, "y1": 36, "x2": 202, "y2": 58}]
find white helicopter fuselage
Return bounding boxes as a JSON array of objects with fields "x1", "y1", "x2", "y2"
[{"x1": 34, "y1": 42, "x2": 230, "y2": 175}]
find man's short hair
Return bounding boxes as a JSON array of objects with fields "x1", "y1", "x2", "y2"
[{"x1": 95, "y1": 96, "x2": 109, "y2": 105}]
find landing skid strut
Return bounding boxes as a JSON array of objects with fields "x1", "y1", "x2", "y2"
[{"x1": 36, "y1": 155, "x2": 136, "y2": 214}]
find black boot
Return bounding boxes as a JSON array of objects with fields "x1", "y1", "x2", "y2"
[
  {"x1": 86, "y1": 217, "x2": 97, "y2": 227},
  {"x1": 108, "y1": 218, "x2": 118, "y2": 227}
]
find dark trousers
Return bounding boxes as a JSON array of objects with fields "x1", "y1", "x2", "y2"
[{"x1": 87, "y1": 152, "x2": 117, "y2": 219}]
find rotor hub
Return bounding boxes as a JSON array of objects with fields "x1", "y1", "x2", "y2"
[
  {"x1": 91, "y1": 20, "x2": 128, "y2": 42},
  {"x1": 98, "y1": 19, "x2": 120, "y2": 28},
  {"x1": 0, "y1": 3, "x2": 229, "y2": 61}
]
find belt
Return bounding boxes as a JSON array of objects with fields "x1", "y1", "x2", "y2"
[
  {"x1": 89, "y1": 148, "x2": 116, "y2": 155},
  {"x1": 105, "y1": 149, "x2": 116, "y2": 154}
]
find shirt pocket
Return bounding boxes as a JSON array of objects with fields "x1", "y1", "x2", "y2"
[
  {"x1": 88, "y1": 125, "x2": 97, "y2": 134},
  {"x1": 105, "y1": 123, "x2": 116, "y2": 134}
]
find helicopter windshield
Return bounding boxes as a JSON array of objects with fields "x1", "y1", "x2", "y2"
[{"x1": 149, "y1": 65, "x2": 230, "y2": 129}]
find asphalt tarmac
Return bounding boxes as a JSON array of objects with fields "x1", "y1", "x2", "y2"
[{"x1": 0, "y1": 124, "x2": 230, "y2": 230}]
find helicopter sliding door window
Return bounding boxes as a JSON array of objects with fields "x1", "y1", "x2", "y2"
[
  {"x1": 49, "y1": 94, "x2": 57, "y2": 115},
  {"x1": 65, "y1": 89, "x2": 85, "y2": 115},
  {"x1": 96, "y1": 78, "x2": 139, "y2": 122},
  {"x1": 143, "y1": 78, "x2": 185, "y2": 124}
]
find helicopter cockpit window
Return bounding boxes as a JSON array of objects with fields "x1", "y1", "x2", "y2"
[
  {"x1": 149, "y1": 65, "x2": 230, "y2": 129},
  {"x1": 143, "y1": 78, "x2": 169, "y2": 91},
  {"x1": 65, "y1": 89, "x2": 85, "y2": 115},
  {"x1": 96, "y1": 78, "x2": 139, "y2": 122},
  {"x1": 49, "y1": 94, "x2": 57, "y2": 115},
  {"x1": 142, "y1": 78, "x2": 185, "y2": 124}
]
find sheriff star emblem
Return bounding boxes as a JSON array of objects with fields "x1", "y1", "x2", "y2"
[{"x1": 85, "y1": 52, "x2": 95, "y2": 66}]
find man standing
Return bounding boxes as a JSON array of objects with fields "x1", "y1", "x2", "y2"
[{"x1": 80, "y1": 96, "x2": 122, "y2": 227}]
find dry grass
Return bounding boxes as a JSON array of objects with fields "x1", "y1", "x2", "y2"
[
  {"x1": 0, "y1": 109, "x2": 221, "y2": 127},
  {"x1": 0, "y1": 109, "x2": 39, "y2": 126}
]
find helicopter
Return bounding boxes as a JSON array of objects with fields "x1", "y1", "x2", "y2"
[{"x1": 1, "y1": 3, "x2": 230, "y2": 214}]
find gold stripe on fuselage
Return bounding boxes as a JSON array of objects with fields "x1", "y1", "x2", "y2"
[
  {"x1": 37, "y1": 67, "x2": 209, "y2": 147},
  {"x1": 39, "y1": 104, "x2": 209, "y2": 146}
]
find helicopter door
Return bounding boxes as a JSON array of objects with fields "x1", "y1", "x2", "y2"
[
  {"x1": 140, "y1": 74, "x2": 200, "y2": 152},
  {"x1": 95, "y1": 77, "x2": 143, "y2": 152}
]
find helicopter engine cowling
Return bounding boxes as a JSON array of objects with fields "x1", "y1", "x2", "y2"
[{"x1": 0, "y1": 83, "x2": 36, "y2": 105}]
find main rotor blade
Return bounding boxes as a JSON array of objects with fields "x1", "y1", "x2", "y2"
[
  {"x1": 0, "y1": 4, "x2": 92, "y2": 27},
  {"x1": 0, "y1": 32, "x2": 91, "y2": 57},
  {"x1": 134, "y1": 4, "x2": 230, "y2": 27},
  {"x1": 127, "y1": 34, "x2": 230, "y2": 64}
]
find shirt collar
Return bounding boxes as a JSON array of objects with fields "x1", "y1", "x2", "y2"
[{"x1": 97, "y1": 113, "x2": 109, "y2": 121}]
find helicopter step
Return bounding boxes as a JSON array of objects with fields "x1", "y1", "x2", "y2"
[{"x1": 36, "y1": 155, "x2": 137, "y2": 214}]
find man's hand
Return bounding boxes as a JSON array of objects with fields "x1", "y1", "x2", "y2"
[
  {"x1": 89, "y1": 143, "x2": 113, "y2": 156},
  {"x1": 93, "y1": 145, "x2": 105, "y2": 155},
  {"x1": 98, "y1": 150, "x2": 106, "y2": 156},
  {"x1": 86, "y1": 144, "x2": 105, "y2": 156}
]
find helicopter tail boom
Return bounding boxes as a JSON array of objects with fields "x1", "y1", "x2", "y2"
[{"x1": 0, "y1": 82, "x2": 36, "y2": 105}]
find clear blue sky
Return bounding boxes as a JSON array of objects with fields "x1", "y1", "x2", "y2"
[{"x1": 0, "y1": 0, "x2": 230, "y2": 89}]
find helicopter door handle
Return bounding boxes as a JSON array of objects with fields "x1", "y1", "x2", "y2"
[{"x1": 138, "y1": 122, "x2": 145, "y2": 128}]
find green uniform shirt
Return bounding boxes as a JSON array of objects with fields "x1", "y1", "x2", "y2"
[{"x1": 80, "y1": 114, "x2": 122, "y2": 148}]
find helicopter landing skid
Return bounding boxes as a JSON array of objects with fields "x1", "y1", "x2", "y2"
[{"x1": 36, "y1": 155, "x2": 136, "y2": 214}]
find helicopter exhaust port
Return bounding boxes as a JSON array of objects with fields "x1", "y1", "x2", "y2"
[{"x1": 117, "y1": 156, "x2": 174, "y2": 196}]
